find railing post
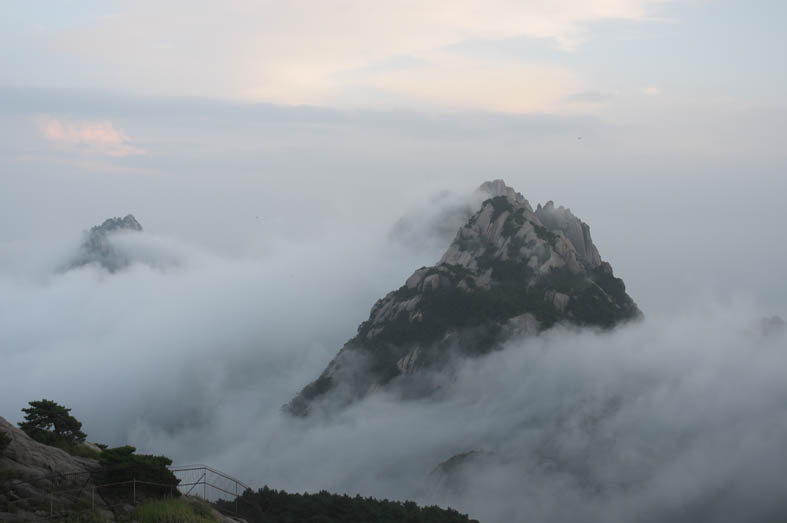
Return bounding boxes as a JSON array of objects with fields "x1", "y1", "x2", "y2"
[
  {"x1": 92, "y1": 486, "x2": 95, "y2": 509},
  {"x1": 133, "y1": 477, "x2": 136, "y2": 505},
  {"x1": 50, "y1": 490, "x2": 53, "y2": 516}
]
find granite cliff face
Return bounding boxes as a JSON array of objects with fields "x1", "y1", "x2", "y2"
[
  {"x1": 68, "y1": 215, "x2": 143, "y2": 272},
  {"x1": 288, "y1": 181, "x2": 640, "y2": 415}
]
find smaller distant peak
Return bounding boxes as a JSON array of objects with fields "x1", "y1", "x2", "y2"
[
  {"x1": 93, "y1": 214, "x2": 143, "y2": 234},
  {"x1": 119, "y1": 214, "x2": 142, "y2": 231},
  {"x1": 66, "y1": 214, "x2": 144, "y2": 273}
]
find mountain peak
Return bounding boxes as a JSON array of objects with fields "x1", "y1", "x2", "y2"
[
  {"x1": 287, "y1": 183, "x2": 640, "y2": 415},
  {"x1": 477, "y1": 179, "x2": 531, "y2": 209},
  {"x1": 92, "y1": 214, "x2": 143, "y2": 234},
  {"x1": 67, "y1": 214, "x2": 144, "y2": 272}
]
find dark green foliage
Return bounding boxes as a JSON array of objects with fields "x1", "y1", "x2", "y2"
[
  {"x1": 354, "y1": 265, "x2": 638, "y2": 352},
  {"x1": 501, "y1": 207, "x2": 526, "y2": 238},
  {"x1": 62, "y1": 442, "x2": 102, "y2": 459},
  {"x1": 219, "y1": 486, "x2": 478, "y2": 523},
  {"x1": 64, "y1": 508, "x2": 109, "y2": 523},
  {"x1": 360, "y1": 262, "x2": 556, "y2": 349},
  {"x1": 505, "y1": 235, "x2": 524, "y2": 258},
  {"x1": 0, "y1": 430, "x2": 10, "y2": 454},
  {"x1": 366, "y1": 285, "x2": 544, "y2": 349},
  {"x1": 19, "y1": 399, "x2": 87, "y2": 447},
  {"x1": 99, "y1": 446, "x2": 180, "y2": 497},
  {"x1": 133, "y1": 498, "x2": 216, "y2": 523},
  {"x1": 436, "y1": 451, "x2": 478, "y2": 474},
  {"x1": 566, "y1": 266, "x2": 641, "y2": 328},
  {"x1": 474, "y1": 242, "x2": 499, "y2": 271},
  {"x1": 532, "y1": 223, "x2": 558, "y2": 244},
  {"x1": 501, "y1": 208, "x2": 534, "y2": 258},
  {"x1": 288, "y1": 374, "x2": 336, "y2": 415},
  {"x1": 299, "y1": 375, "x2": 335, "y2": 400},
  {"x1": 537, "y1": 266, "x2": 589, "y2": 294},
  {"x1": 355, "y1": 264, "x2": 481, "y2": 347},
  {"x1": 489, "y1": 259, "x2": 534, "y2": 284},
  {"x1": 390, "y1": 283, "x2": 419, "y2": 302},
  {"x1": 440, "y1": 264, "x2": 474, "y2": 283},
  {"x1": 294, "y1": 258, "x2": 639, "y2": 412},
  {"x1": 454, "y1": 234, "x2": 482, "y2": 252},
  {"x1": 486, "y1": 196, "x2": 513, "y2": 222}
]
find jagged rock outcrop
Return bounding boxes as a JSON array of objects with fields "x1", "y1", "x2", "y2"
[
  {"x1": 287, "y1": 180, "x2": 640, "y2": 415},
  {"x1": 67, "y1": 215, "x2": 143, "y2": 272},
  {"x1": 0, "y1": 416, "x2": 103, "y2": 520}
]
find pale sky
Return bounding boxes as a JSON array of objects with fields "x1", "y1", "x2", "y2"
[
  {"x1": 3, "y1": 0, "x2": 786, "y2": 111},
  {"x1": 1, "y1": 0, "x2": 786, "y2": 309}
]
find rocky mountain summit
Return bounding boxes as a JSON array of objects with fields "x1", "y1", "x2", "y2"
[
  {"x1": 288, "y1": 180, "x2": 640, "y2": 415},
  {"x1": 68, "y1": 215, "x2": 143, "y2": 272}
]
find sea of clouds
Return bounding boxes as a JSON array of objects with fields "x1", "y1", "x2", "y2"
[{"x1": 1, "y1": 190, "x2": 786, "y2": 523}]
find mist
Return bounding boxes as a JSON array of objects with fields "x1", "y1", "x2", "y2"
[{"x1": 1, "y1": 180, "x2": 786, "y2": 522}]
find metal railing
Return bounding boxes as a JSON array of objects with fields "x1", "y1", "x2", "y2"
[
  {"x1": 170, "y1": 464, "x2": 251, "y2": 514},
  {"x1": 1, "y1": 463, "x2": 251, "y2": 522},
  {"x1": 3, "y1": 478, "x2": 179, "y2": 522}
]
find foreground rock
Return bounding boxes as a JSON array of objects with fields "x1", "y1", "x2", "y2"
[
  {"x1": 0, "y1": 416, "x2": 104, "y2": 520},
  {"x1": 288, "y1": 180, "x2": 641, "y2": 415}
]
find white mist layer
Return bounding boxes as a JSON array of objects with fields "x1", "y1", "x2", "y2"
[
  {"x1": 1, "y1": 221, "x2": 785, "y2": 523},
  {"x1": 133, "y1": 306, "x2": 787, "y2": 523}
]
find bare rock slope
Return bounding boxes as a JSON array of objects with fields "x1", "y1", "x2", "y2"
[{"x1": 0, "y1": 416, "x2": 101, "y2": 520}]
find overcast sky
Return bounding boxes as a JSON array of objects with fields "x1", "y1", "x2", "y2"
[
  {"x1": 1, "y1": 3, "x2": 786, "y2": 520},
  {"x1": 2, "y1": 1, "x2": 786, "y2": 310}
]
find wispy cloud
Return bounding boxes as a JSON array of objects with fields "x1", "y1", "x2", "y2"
[
  {"x1": 34, "y1": 115, "x2": 146, "y2": 158},
  {"x1": 356, "y1": 55, "x2": 581, "y2": 113},
  {"x1": 40, "y1": 0, "x2": 676, "y2": 112}
]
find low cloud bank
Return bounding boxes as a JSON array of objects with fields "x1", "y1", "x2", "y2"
[
  {"x1": 1, "y1": 215, "x2": 786, "y2": 523},
  {"x1": 151, "y1": 305, "x2": 785, "y2": 523}
]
